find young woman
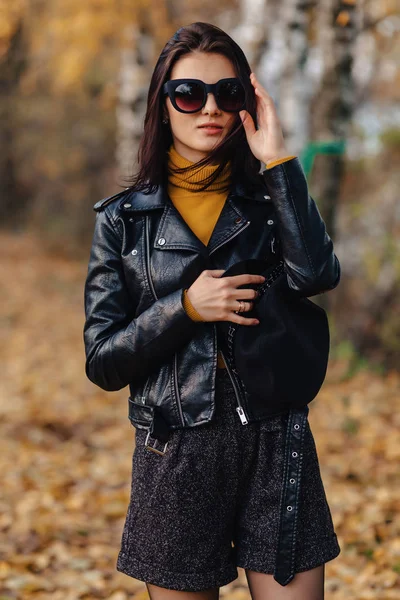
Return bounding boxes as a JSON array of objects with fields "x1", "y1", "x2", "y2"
[{"x1": 83, "y1": 22, "x2": 341, "y2": 600}]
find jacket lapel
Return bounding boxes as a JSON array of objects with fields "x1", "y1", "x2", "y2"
[
  {"x1": 206, "y1": 195, "x2": 250, "y2": 255},
  {"x1": 154, "y1": 201, "x2": 208, "y2": 255},
  {"x1": 119, "y1": 177, "x2": 267, "y2": 257}
]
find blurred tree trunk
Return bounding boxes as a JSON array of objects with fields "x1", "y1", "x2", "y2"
[
  {"x1": 277, "y1": 0, "x2": 313, "y2": 156},
  {"x1": 269, "y1": 0, "x2": 314, "y2": 155},
  {"x1": 231, "y1": 0, "x2": 267, "y2": 67},
  {"x1": 234, "y1": 0, "x2": 312, "y2": 154},
  {"x1": 309, "y1": 0, "x2": 363, "y2": 239},
  {"x1": 255, "y1": 1, "x2": 320, "y2": 156},
  {"x1": 116, "y1": 23, "x2": 154, "y2": 180},
  {"x1": 0, "y1": 19, "x2": 27, "y2": 228},
  {"x1": 307, "y1": 1, "x2": 363, "y2": 316},
  {"x1": 116, "y1": 1, "x2": 176, "y2": 183}
]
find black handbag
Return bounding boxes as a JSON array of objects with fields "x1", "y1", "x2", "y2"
[{"x1": 217, "y1": 256, "x2": 330, "y2": 415}]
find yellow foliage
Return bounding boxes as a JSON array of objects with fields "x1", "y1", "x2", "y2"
[{"x1": 336, "y1": 10, "x2": 351, "y2": 27}]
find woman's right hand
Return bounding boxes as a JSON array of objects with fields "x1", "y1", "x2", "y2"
[{"x1": 185, "y1": 269, "x2": 266, "y2": 326}]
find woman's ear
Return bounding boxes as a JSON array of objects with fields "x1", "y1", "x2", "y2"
[{"x1": 162, "y1": 108, "x2": 169, "y2": 124}]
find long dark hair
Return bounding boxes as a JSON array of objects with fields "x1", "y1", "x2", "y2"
[{"x1": 122, "y1": 22, "x2": 261, "y2": 194}]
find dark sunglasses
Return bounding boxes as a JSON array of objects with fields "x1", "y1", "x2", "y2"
[{"x1": 162, "y1": 78, "x2": 246, "y2": 114}]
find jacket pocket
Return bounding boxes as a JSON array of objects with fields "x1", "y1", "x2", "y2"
[{"x1": 128, "y1": 396, "x2": 154, "y2": 428}]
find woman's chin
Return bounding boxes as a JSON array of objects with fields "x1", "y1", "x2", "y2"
[
  {"x1": 174, "y1": 136, "x2": 226, "y2": 161},
  {"x1": 193, "y1": 136, "x2": 225, "y2": 152}
]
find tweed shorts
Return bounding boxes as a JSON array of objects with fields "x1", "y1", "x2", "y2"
[{"x1": 116, "y1": 367, "x2": 341, "y2": 592}]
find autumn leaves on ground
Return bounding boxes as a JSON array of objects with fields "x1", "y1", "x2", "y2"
[{"x1": 1, "y1": 232, "x2": 399, "y2": 600}]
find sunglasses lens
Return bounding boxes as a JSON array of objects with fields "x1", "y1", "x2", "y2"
[
  {"x1": 174, "y1": 82, "x2": 205, "y2": 112},
  {"x1": 218, "y1": 80, "x2": 245, "y2": 111}
]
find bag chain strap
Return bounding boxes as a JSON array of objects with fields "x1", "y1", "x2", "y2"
[
  {"x1": 226, "y1": 259, "x2": 285, "y2": 371},
  {"x1": 258, "y1": 260, "x2": 285, "y2": 295}
]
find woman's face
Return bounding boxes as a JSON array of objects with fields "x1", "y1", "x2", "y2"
[{"x1": 164, "y1": 52, "x2": 238, "y2": 163}]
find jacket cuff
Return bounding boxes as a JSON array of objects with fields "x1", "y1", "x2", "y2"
[
  {"x1": 182, "y1": 289, "x2": 206, "y2": 322},
  {"x1": 264, "y1": 155, "x2": 297, "y2": 170}
]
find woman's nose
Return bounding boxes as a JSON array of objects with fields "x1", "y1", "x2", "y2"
[{"x1": 202, "y1": 93, "x2": 221, "y2": 114}]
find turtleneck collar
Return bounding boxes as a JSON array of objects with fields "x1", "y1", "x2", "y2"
[{"x1": 167, "y1": 144, "x2": 231, "y2": 192}]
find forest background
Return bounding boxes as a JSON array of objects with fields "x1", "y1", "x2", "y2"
[{"x1": 1, "y1": 1, "x2": 399, "y2": 599}]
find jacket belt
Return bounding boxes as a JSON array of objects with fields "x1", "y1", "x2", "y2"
[{"x1": 273, "y1": 404, "x2": 309, "y2": 586}]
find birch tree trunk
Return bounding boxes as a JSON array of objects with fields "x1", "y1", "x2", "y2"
[
  {"x1": 230, "y1": 0, "x2": 268, "y2": 67},
  {"x1": 115, "y1": 1, "x2": 175, "y2": 183},
  {"x1": 116, "y1": 24, "x2": 154, "y2": 181},
  {"x1": 309, "y1": 0, "x2": 363, "y2": 238},
  {"x1": 261, "y1": 0, "x2": 317, "y2": 155}
]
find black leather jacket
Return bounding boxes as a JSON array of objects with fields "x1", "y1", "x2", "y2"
[{"x1": 83, "y1": 157, "x2": 340, "y2": 433}]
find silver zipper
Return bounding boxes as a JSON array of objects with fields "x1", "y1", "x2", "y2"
[
  {"x1": 209, "y1": 220, "x2": 251, "y2": 256},
  {"x1": 145, "y1": 214, "x2": 185, "y2": 427},
  {"x1": 139, "y1": 377, "x2": 152, "y2": 404},
  {"x1": 236, "y1": 406, "x2": 248, "y2": 424},
  {"x1": 219, "y1": 347, "x2": 249, "y2": 425},
  {"x1": 145, "y1": 215, "x2": 158, "y2": 300},
  {"x1": 143, "y1": 217, "x2": 156, "y2": 406},
  {"x1": 173, "y1": 353, "x2": 185, "y2": 427},
  {"x1": 271, "y1": 235, "x2": 275, "y2": 254}
]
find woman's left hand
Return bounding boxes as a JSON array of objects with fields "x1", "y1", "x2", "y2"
[{"x1": 239, "y1": 72, "x2": 289, "y2": 166}]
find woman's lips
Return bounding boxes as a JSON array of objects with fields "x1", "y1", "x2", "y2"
[{"x1": 198, "y1": 126, "x2": 223, "y2": 135}]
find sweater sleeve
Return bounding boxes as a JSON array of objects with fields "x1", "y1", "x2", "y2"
[
  {"x1": 182, "y1": 289, "x2": 206, "y2": 322},
  {"x1": 265, "y1": 155, "x2": 297, "y2": 170}
]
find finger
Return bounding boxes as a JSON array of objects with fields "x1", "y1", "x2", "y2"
[
  {"x1": 254, "y1": 84, "x2": 275, "y2": 107},
  {"x1": 232, "y1": 288, "x2": 259, "y2": 301},
  {"x1": 224, "y1": 274, "x2": 265, "y2": 286},
  {"x1": 229, "y1": 313, "x2": 259, "y2": 326},
  {"x1": 233, "y1": 300, "x2": 253, "y2": 312},
  {"x1": 207, "y1": 269, "x2": 226, "y2": 277},
  {"x1": 254, "y1": 93, "x2": 269, "y2": 129},
  {"x1": 239, "y1": 110, "x2": 256, "y2": 137},
  {"x1": 251, "y1": 75, "x2": 279, "y2": 120}
]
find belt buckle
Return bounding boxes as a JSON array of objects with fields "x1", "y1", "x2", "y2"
[{"x1": 144, "y1": 430, "x2": 169, "y2": 456}]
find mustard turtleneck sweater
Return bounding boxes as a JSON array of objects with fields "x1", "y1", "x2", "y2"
[{"x1": 167, "y1": 144, "x2": 296, "y2": 369}]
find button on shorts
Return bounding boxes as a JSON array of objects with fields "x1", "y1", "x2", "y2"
[{"x1": 116, "y1": 367, "x2": 341, "y2": 592}]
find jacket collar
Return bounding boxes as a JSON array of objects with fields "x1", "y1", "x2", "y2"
[
  {"x1": 118, "y1": 175, "x2": 271, "y2": 256},
  {"x1": 118, "y1": 175, "x2": 268, "y2": 212}
]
